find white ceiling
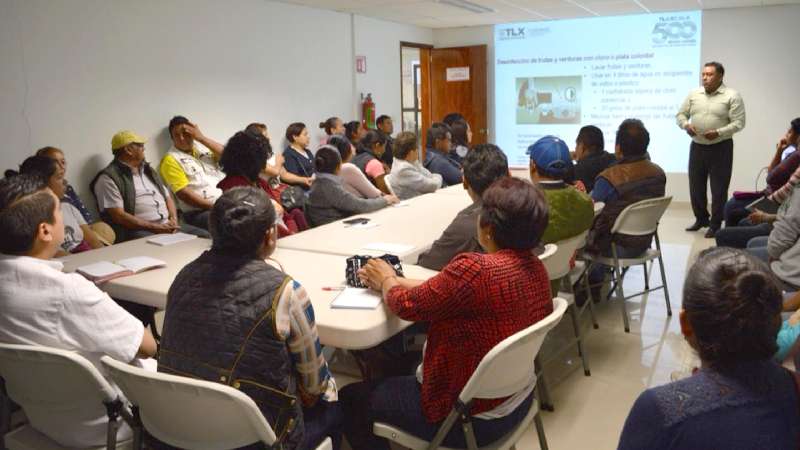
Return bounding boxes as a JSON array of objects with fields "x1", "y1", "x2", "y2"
[{"x1": 276, "y1": 0, "x2": 800, "y2": 28}]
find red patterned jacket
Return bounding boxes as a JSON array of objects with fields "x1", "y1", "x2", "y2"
[{"x1": 386, "y1": 249, "x2": 552, "y2": 423}]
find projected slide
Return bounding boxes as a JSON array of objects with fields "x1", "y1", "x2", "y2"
[{"x1": 494, "y1": 11, "x2": 701, "y2": 172}]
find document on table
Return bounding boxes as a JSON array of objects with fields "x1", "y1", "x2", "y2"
[
  {"x1": 361, "y1": 242, "x2": 415, "y2": 254},
  {"x1": 147, "y1": 232, "x2": 197, "y2": 246},
  {"x1": 330, "y1": 287, "x2": 383, "y2": 309}
]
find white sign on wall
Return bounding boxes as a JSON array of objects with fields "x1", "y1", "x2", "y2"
[{"x1": 446, "y1": 66, "x2": 470, "y2": 81}]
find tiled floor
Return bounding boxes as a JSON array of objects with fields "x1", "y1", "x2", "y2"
[
  {"x1": 486, "y1": 202, "x2": 715, "y2": 450},
  {"x1": 333, "y1": 202, "x2": 718, "y2": 450},
  {"x1": 153, "y1": 202, "x2": 715, "y2": 449}
]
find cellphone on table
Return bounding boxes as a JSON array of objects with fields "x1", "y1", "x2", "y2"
[{"x1": 343, "y1": 217, "x2": 370, "y2": 225}]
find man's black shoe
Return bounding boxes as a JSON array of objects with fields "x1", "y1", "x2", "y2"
[
  {"x1": 705, "y1": 227, "x2": 718, "y2": 238},
  {"x1": 685, "y1": 221, "x2": 709, "y2": 231}
]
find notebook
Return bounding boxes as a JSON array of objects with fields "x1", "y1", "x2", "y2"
[
  {"x1": 745, "y1": 196, "x2": 780, "y2": 214},
  {"x1": 76, "y1": 256, "x2": 166, "y2": 284},
  {"x1": 330, "y1": 287, "x2": 382, "y2": 310},
  {"x1": 147, "y1": 232, "x2": 197, "y2": 246}
]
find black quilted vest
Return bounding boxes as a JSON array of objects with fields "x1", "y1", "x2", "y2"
[{"x1": 158, "y1": 250, "x2": 303, "y2": 449}]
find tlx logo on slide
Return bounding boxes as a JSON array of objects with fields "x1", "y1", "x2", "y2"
[{"x1": 498, "y1": 27, "x2": 525, "y2": 40}]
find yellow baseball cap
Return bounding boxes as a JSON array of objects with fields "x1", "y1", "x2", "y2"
[{"x1": 111, "y1": 130, "x2": 146, "y2": 151}]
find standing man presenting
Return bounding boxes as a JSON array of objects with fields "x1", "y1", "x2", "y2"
[{"x1": 677, "y1": 61, "x2": 746, "y2": 238}]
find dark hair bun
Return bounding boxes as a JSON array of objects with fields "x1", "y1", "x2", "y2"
[
  {"x1": 319, "y1": 122, "x2": 326, "y2": 129},
  {"x1": 735, "y1": 270, "x2": 779, "y2": 314}
]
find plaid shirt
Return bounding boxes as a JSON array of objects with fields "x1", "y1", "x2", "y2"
[
  {"x1": 770, "y1": 163, "x2": 800, "y2": 205},
  {"x1": 386, "y1": 249, "x2": 552, "y2": 423},
  {"x1": 274, "y1": 279, "x2": 337, "y2": 404}
]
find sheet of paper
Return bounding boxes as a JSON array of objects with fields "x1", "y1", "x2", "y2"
[
  {"x1": 116, "y1": 256, "x2": 166, "y2": 273},
  {"x1": 361, "y1": 242, "x2": 414, "y2": 254},
  {"x1": 330, "y1": 287, "x2": 382, "y2": 310},
  {"x1": 147, "y1": 232, "x2": 197, "y2": 246}
]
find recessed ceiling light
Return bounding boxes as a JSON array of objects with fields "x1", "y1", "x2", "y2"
[{"x1": 438, "y1": 0, "x2": 495, "y2": 14}]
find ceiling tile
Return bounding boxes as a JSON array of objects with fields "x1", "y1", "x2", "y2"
[
  {"x1": 701, "y1": 0, "x2": 761, "y2": 7},
  {"x1": 273, "y1": 0, "x2": 798, "y2": 29},
  {"x1": 583, "y1": 1, "x2": 649, "y2": 15}
]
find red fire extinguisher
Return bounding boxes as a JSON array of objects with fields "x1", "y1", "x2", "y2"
[{"x1": 361, "y1": 93, "x2": 376, "y2": 130}]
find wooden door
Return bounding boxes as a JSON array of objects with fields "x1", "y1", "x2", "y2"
[{"x1": 427, "y1": 45, "x2": 488, "y2": 147}]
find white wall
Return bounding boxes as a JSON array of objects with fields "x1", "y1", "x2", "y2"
[
  {"x1": 0, "y1": 0, "x2": 432, "y2": 206},
  {"x1": 433, "y1": 5, "x2": 800, "y2": 202},
  {"x1": 354, "y1": 15, "x2": 433, "y2": 129}
]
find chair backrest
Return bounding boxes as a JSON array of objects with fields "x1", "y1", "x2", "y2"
[
  {"x1": 537, "y1": 243, "x2": 557, "y2": 264},
  {"x1": 611, "y1": 196, "x2": 672, "y2": 236},
  {"x1": 593, "y1": 201, "x2": 605, "y2": 216},
  {"x1": 541, "y1": 231, "x2": 587, "y2": 280},
  {"x1": 101, "y1": 356, "x2": 275, "y2": 450},
  {"x1": 0, "y1": 343, "x2": 118, "y2": 434},
  {"x1": 458, "y1": 297, "x2": 568, "y2": 401},
  {"x1": 383, "y1": 174, "x2": 397, "y2": 196}
]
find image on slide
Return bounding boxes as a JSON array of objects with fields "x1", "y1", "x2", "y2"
[{"x1": 516, "y1": 76, "x2": 582, "y2": 124}]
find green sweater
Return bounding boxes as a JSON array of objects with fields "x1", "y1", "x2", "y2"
[
  {"x1": 539, "y1": 181, "x2": 595, "y2": 296},
  {"x1": 540, "y1": 182, "x2": 595, "y2": 245}
]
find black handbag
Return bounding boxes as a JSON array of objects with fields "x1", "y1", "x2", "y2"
[
  {"x1": 346, "y1": 254, "x2": 404, "y2": 288},
  {"x1": 279, "y1": 185, "x2": 306, "y2": 211}
]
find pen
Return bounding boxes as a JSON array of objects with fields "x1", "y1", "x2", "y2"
[{"x1": 322, "y1": 286, "x2": 345, "y2": 291}]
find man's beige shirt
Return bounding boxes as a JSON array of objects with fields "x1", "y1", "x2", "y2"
[{"x1": 676, "y1": 83, "x2": 745, "y2": 145}]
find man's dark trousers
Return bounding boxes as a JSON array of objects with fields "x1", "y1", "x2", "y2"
[{"x1": 689, "y1": 138, "x2": 734, "y2": 229}]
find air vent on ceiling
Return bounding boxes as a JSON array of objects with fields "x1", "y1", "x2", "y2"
[{"x1": 438, "y1": 0, "x2": 495, "y2": 14}]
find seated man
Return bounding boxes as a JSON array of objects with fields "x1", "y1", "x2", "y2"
[
  {"x1": 158, "y1": 116, "x2": 225, "y2": 231},
  {"x1": 91, "y1": 130, "x2": 192, "y2": 242},
  {"x1": 158, "y1": 187, "x2": 342, "y2": 450},
  {"x1": 417, "y1": 143, "x2": 509, "y2": 271},
  {"x1": 423, "y1": 123, "x2": 462, "y2": 187},
  {"x1": 528, "y1": 135, "x2": 594, "y2": 295},
  {"x1": 387, "y1": 131, "x2": 442, "y2": 200},
  {"x1": 0, "y1": 173, "x2": 156, "y2": 448},
  {"x1": 587, "y1": 119, "x2": 667, "y2": 295},
  {"x1": 376, "y1": 115, "x2": 395, "y2": 167},
  {"x1": 573, "y1": 125, "x2": 615, "y2": 192}
]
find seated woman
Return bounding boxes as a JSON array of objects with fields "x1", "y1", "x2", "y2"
[
  {"x1": 5, "y1": 155, "x2": 107, "y2": 254},
  {"x1": 305, "y1": 146, "x2": 396, "y2": 227},
  {"x1": 245, "y1": 123, "x2": 311, "y2": 189},
  {"x1": 327, "y1": 135, "x2": 382, "y2": 199},
  {"x1": 386, "y1": 131, "x2": 442, "y2": 200},
  {"x1": 282, "y1": 122, "x2": 315, "y2": 190},
  {"x1": 36, "y1": 146, "x2": 115, "y2": 244},
  {"x1": 340, "y1": 177, "x2": 553, "y2": 450},
  {"x1": 217, "y1": 131, "x2": 307, "y2": 236},
  {"x1": 351, "y1": 130, "x2": 392, "y2": 194},
  {"x1": 448, "y1": 118, "x2": 472, "y2": 164},
  {"x1": 345, "y1": 120, "x2": 366, "y2": 147},
  {"x1": 618, "y1": 247, "x2": 800, "y2": 450},
  {"x1": 158, "y1": 187, "x2": 341, "y2": 450},
  {"x1": 319, "y1": 116, "x2": 345, "y2": 145}
]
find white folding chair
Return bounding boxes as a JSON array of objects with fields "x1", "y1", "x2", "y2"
[
  {"x1": 373, "y1": 298, "x2": 568, "y2": 450},
  {"x1": 100, "y1": 356, "x2": 332, "y2": 450},
  {"x1": 584, "y1": 196, "x2": 673, "y2": 332},
  {"x1": 540, "y1": 231, "x2": 593, "y2": 374},
  {"x1": 0, "y1": 343, "x2": 132, "y2": 450}
]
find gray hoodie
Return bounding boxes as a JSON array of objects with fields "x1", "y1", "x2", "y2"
[
  {"x1": 768, "y1": 183, "x2": 800, "y2": 289},
  {"x1": 305, "y1": 173, "x2": 388, "y2": 227}
]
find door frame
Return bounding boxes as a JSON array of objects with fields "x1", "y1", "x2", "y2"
[{"x1": 399, "y1": 42, "x2": 433, "y2": 146}]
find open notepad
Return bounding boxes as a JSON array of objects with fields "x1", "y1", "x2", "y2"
[
  {"x1": 330, "y1": 287, "x2": 382, "y2": 310},
  {"x1": 147, "y1": 232, "x2": 197, "y2": 246},
  {"x1": 76, "y1": 256, "x2": 166, "y2": 284}
]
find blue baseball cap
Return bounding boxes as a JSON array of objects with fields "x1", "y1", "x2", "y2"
[{"x1": 527, "y1": 135, "x2": 573, "y2": 178}]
